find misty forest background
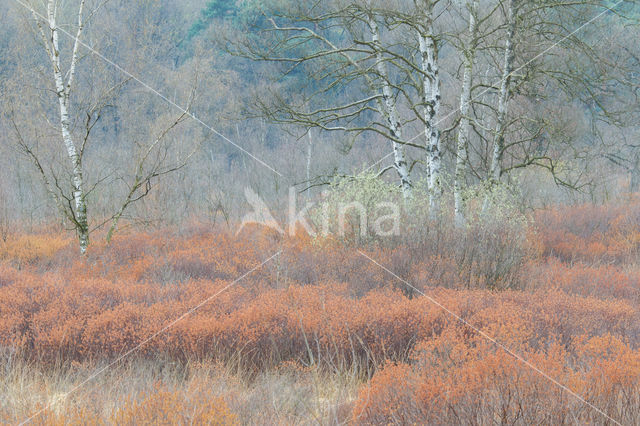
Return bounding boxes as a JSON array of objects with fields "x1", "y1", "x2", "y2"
[{"x1": 0, "y1": 0, "x2": 639, "y2": 242}]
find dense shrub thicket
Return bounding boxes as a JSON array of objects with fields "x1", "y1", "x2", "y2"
[{"x1": 2, "y1": 200, "x2": 640, "y2": 423}]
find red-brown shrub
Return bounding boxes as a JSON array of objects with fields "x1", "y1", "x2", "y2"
[
  {"x1": 2, "y1": 203, "x2": 640, "y2": 422},
  {"x1": 354, "y1": 331, "x2": 640, "y2": 425},
  {"x1": 536, "y1": 199, "x2": 640, "y2": 264}
]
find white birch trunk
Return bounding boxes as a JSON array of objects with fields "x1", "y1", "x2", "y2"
[
  {"x1": 488, "y1": 0, "x2": 516, "y2": 185},
  {"x1": 368, "y1": 16, "x2": 412, "y2": 199},
  {"x1": 454, "y1": 0, "x2": 479, "y2": 227},
  {"x1": 41, "y1": 0, "x2": 89, "y2": 253},
  {"x1": 417, "y1": 1, "x2": 442, "y2": 214}
]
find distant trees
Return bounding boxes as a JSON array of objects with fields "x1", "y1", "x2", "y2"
[
  {"x1": 187, "y1": 0, "x2": 269, "y2": 40},
  {"x1": 0, "y1": 0, "x2": 636, "y2": 240}
]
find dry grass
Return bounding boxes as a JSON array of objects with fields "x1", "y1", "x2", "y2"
[{"x1": 0, "y1": 354, "x2": 360, "y2": 425}]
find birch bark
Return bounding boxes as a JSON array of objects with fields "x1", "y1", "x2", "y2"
[
  {"x1": 37, "y1": 0, "x2": 90, "y2": 253},
  {"x1": 416, "y1": 0, "x2": 442, "y2": 214},
  {"x1": 368, "y1": 16, "x2": 412, "y2": 199},
  {"x1": 454, "y1": 0, "x2": 479, "y2": 227}
]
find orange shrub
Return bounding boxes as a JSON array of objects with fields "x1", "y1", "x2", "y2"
[
  {"x1": 353, "y1": 331, "x2": 640, "y2": 425},
  {"x1": 536, "y1": 199, "x2": 640, "y2": 263},
  {"x1": 352, "y1": 362, "x2": 421, "y2": 424},
  {"x1": 530, "y1": 259, "x2": 640, "y2": 302},
  {"x1": 2, "y1": 212, "x2": 640, "y2": 422},
  {"x1": 0, "y1": 234, "x2": 70, "y2": 266},
  {"x1": 2, "y1": 265, "x2": 638, "y2": 370}
]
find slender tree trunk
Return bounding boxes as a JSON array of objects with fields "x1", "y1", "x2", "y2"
[
  {"x1": 45, "y1": 0, "x2": 89, "y2": 253},
  {"x1": 368, "y1": 16, "x2": 412, "y2": 199},
  {"x1": 454, "y1": 0, "x2": 479, "y2": 227},
  {"x1": 306, "y1": 128, "x2": 313, "y2": 203},
  {"x1": 488, "y1": 0, "x2": 516, "y2": 187},
  {"x1": 417, "y1": 0, "x2": 442, "y2": 215}
]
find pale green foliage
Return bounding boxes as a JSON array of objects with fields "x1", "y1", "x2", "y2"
[
  {"x1": 474, "y1": 180, "x2": 529, "y2": 227},
  {"x1": 310, "y1": 172, "x2": 402, "y2": 244}
]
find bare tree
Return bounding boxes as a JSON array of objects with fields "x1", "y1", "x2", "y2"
[
  {"x1": 367, "y1": 11, "x2": 413, "y2": 198},
  {"x1": 487, "y1": 0, "x2": 517, "y2": 187},
  {"x1": 24, "y1": 0, "x2": 93, "y2": 252},
  {"x1": 16, "y1": 0, "x2": 197, "y2": 253},
  {"x1": 417, "y1": 0, "x2": 444, "y2": 212},
  {"x1": 233, "y1": 1, "x2": 426, "y2": 198}
]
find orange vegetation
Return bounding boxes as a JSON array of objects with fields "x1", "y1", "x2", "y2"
[
  {"x1": 1, "y1": 202, "x2": 640, "y2": 423},
  {"x1": 112, "y1": 384, "x2": 237, "y2": 425}
]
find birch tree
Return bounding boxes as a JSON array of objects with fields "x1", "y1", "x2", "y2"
[
  {"x1": 16, "y1": 0, "x2": 196, "y2": 253},
  {"x1": 367, "y1": 12, "x2": 412, "y2": 198},
  {"x1": 210, "y1": 0, "x2": 635, "y2": 218},
  {"x1": 372, "y1": 0, "x2": 448, "y2": 211},
  {"x1": 475, "y1": 0, "x2": 630, "y2": 196},
  {"x1": 414, "y1": 0, "x2": 443, "y2": 212},
  {"x1": 236, "y1": 1, "x2": 421, "y2": 198},
  {"x1": 454, "y1": 0, "x2": 479, "y2": 226},
  {"x1": 26, "y1": 0, "x2": 92, "y2": 253},
  {"x1": 487, "y1": 0, "x2": 517, "y2": 187}
]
